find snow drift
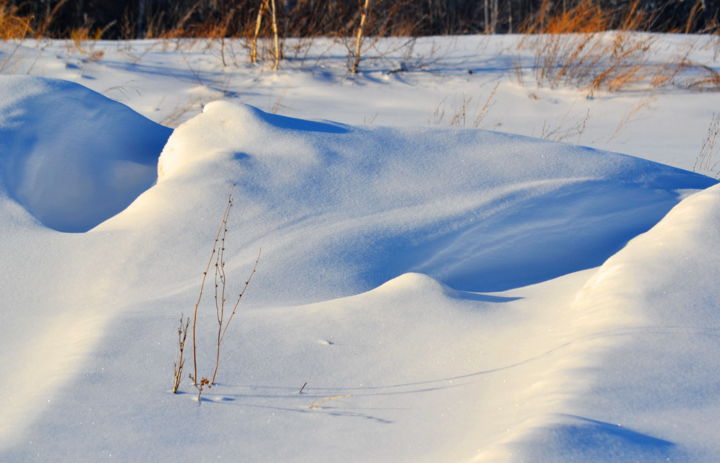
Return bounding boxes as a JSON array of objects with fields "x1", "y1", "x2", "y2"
[
  {"x1": 1, "y1": 77, "x2": 718, "y2": 462},
  {"x1": 149, "y1": 100, "x2": 715, "y2": 300},
  {"x1": 0, "y1": 76, "x2": 171, "y2": 232},
  {"x1": 480, "y1": 183, "x2": 720, "y2": 462}
]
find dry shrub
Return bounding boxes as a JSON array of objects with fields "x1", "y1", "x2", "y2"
[
  {"x1": 176, "y1": 194, "x2": 260, "y2": 401},
  {"x1": 0, "y1": 1, "x2": 34, "y2": 39}
]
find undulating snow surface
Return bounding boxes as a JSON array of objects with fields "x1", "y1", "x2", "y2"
[{"x1": 1, "y1": 34, "x2": 719, "y2": 462}]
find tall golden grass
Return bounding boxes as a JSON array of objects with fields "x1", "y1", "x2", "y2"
[
  {"x1": 0, "y1": 1, "x2": 33, "y2": 39},
  {"x1": 515, "y1": 0, "x2": 720, "y2": 94}
]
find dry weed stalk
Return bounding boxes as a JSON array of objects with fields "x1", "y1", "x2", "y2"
[
  {"x1": 430, "y1": 85, "x2": 498, "y2": 128},
  {"x1": 473, "y1": 82, "x2": 499, "y2": 128},
  {"x1": 609, "y1": 94, "x2": 655, "y2": 140},
  {"x1": 449, "y1": 95, "x2": 472, "y2": 127},
  {"x1": 172, "y1": 315, "x2": 190, "y2": 393},
  {"x1": 189, "y1": 196, "x2": 233, "y2": 396},
  {"x1": 180, "y1": 194, "x2": 259, "y2": 400},
  {"x1": 211, "y1": 236, "x2": 260, "y2": 385},
  {"x1": 186, "y1": 8, "x2": 238, "y2": 66},
  {"x1": 693, "y1": 113, "x2": 720, "y2": 176},
  {"x1": 541, "y1": 108, "x2": 591, "y2": 142}
]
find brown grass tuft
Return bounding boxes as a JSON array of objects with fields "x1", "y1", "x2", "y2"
[
  {"x1": 517, "y1": 0, "x2": 663, "y2": 94},
  {"x1": 0, "y1": 1, "x2": 34, "y2": 39}
]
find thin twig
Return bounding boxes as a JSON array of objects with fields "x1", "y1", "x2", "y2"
[{"x1": 191, "y1": 196, "x2": 233, "y2": 387}]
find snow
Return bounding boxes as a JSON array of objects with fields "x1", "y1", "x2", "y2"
[
  {"x1": 0, "y1": 76, "x2": 171, "y2": 232},
  {"x1": 487, "y1": 184, "x2": 720, "y2": 462},
  {"x1": 1, "y1": 34, "x2": 720, "y2": 462}
]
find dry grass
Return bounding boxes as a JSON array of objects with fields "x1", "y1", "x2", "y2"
[
  {"x1": 609, "y1": 94, "x2": 655, "y2": 140},
  {"x1": 693, "y1": 113, "x2": 720, "y2": 177},
  {"x1": 541, "y1": 108, "x2": 591, "y2": 142},
  {"x1": 0, "y1": 1, "x2": 33, "y2": 39},
  {"x1": 430, "y1": 84, "x2": 499, "y2": 128},
  {"x1": 68, "y1": 27, "x2": 105, "y2": 60},
  {"x1": 515, "y1": 0, "x2": 714, "y2": 95},
  {"x1": 685, "y1": 64, "x2": 720, "y2": 91}
]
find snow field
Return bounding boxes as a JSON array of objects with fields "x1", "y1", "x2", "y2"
[{"x1": 0, "y1": 32, "x2": 719, "y2": 462}]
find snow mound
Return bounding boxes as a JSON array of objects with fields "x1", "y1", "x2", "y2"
[
  {"x1": 0, "y1": 76, "x2": 171, "y2": 233},
  {"x1": 486, "y1": 184, "x2": 720, "y2": 462},
  {"x1": 374, "y1": 272, "x2": 446, "y2": 293},
  {"x1": 150, "y1": 102, "x2": 715, "y2": 300}
]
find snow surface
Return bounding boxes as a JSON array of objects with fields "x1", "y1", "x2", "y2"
[
  {"x1": 1, "y1": 34, "x2": 720, "y2": 462},
  {"x1": 0, "y1": 76, "x2": 170, "y2": 232}
]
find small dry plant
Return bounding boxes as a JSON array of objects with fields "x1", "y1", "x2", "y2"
[
  {"x1": 172, "y1": 315, "x2": 190, "y2": 393},
  {"x1": 173, "y1": 194, "x2": 260, "y2": 400},
  {"x1": 693, "y1": 113, "x2": 720, "y2": 177},
  {"x1": 609, "y1": 93, "x2": 655, "y2": 140},
  {"x1": 430, "y1": 84, "x2": 498, "y2": 128},
  {"x1": 541, "y1": 108, "x2": 591, "y2": 142},
  {"x1": 68, "y1": 26, "x2": 106, "y2": 61}
]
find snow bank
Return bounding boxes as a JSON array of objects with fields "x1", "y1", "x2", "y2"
[
  {"x1": 0, "y1": 76, "x2": 171, "y2": 232},
  {"x1": 481, "y1": 184, "x2": 720, "y2": 462}
]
